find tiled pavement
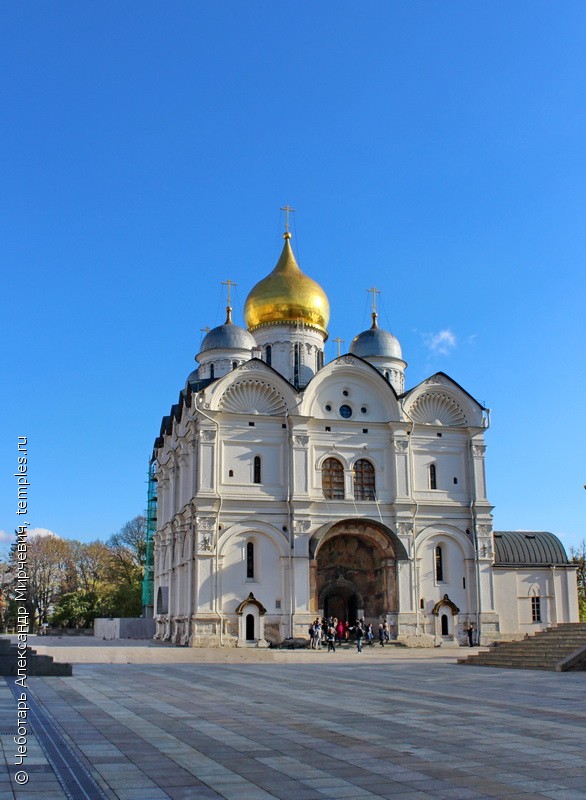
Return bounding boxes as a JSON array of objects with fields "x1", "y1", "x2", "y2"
[{"x1": 1, "y1": 647, "x2": 585, "y2": 800}]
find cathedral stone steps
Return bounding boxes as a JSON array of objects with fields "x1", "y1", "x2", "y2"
[
  {"x1": 457, "y1": 623, "x2": 586, "y2": 671},
  {"x1": 0, "y1": 638, "x2": 72, "y2": 676}
]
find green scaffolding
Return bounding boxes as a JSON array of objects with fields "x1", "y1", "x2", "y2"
[{"x1": 141, "y1": 460, "x2": 157, "y2": 617}]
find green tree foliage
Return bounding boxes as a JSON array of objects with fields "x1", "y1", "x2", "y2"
[
  {"x1": 570, "y1": 540, "x2": 586, "y2": 622},
  {"x1": 0, "y1": 515, "x2": 148, "y2": 631}
]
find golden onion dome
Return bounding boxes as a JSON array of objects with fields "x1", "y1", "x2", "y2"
[{"x1": 244, "y1": 233, "x2": 330, "y2": 336}]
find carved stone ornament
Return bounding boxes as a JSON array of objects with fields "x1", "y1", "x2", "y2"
[
  {"x1": 424, "y1": 373, "x2": 447, "y2": 385},
  {"x1": 293, "y1": 519, "x2": 311, "y2": 533},
  {"x1": 397, "y1": 522, "x2": 413, "y2": 536},
  {"x1": 201, "y1": 430, "x2": 216, "y2": 443},
  {"x1": 196, "y1": 516, "x2": 215, "y2": 530},
  {"x1": 478, "y1": 524, "x2": 492, "y2": 537},
  {"x1": 238, "y1": 360, "x2": 269, "y2": 371},
  {"x1": 335, "y1": 356, "x2": 355, "y2": 365},
  {"x1": 220, "y1": 380, "x2": 287, "y2": 415},
  {"x1": 472, "y1": 443, "x2": 487, "y2": 456},
  {"x1": 408, "y1": 392, "x2": 467, "y2": 427},
  {"x1": 198, "y1": 534, "x2": 213, "y2": 552},
  {"x1": 293, "y1": 435, "x2": 309, "y2": 447},
  {"x1": 394, "y1": 440, "x2": 409, "y2": 453}
]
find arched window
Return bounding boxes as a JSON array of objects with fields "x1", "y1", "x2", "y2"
[
  {"x1": 353, "y1": 459, "x2": 375, "y2": 500},
  {"x1": 317, "y1": 350, "x2": 324, "y2": 370},
  {"x1": 253, "y1": 456, "x2": 261, "y2": 484},
  {"x1": 531, "y1": 595, "x2": 541, "y2": 623},
  {"x1": 322, "y1": 457, "x2": 344, "y2": 499},
  {"x1": 210, "y1": 363, "x2": 215, "y2": 380},
  {"x1": 429, "y1": 463, "x2": 437, "y2": 490},
  {"x1": 435, "y1": 545, "x2": 444, "y2": 582},
  {"x1": 265, "y1": 345, "x2": 272, "y2": 366},
  {"x1": 293, "y1": 343, "x2": 300, "y2": 386},
  {"x1": 232, "y1": 360, "x2": 238, "y2": 370},
  {"x1": 246, "y1": 541, "x2": 255, "y2": 579}
]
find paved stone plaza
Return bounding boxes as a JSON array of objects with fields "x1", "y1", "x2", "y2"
[{"x1": 0, "y1": 641, "x2": 585, "y2": 800}]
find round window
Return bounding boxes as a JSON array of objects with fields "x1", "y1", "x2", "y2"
[
  {"x1": 339, "y1": 404, "x2": 352, "y2": 418},
  {"x1": 342, "y1": 390, "x2": 349, "y2": 397},
  {"x1": 325, "y1": 404, "x2": 332, "y2": 412},
  {"x1": 361, "y1": 406, "x2": 367, "y2": 414}
]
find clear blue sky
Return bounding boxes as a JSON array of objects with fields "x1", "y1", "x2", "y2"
[{"x1": 2, "y1": 2, "x2": 585, "y2": 550}]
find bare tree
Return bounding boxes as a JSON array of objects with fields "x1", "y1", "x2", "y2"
[
  {"x1": 26, "y1": 535, "x2": 73, "y2": 626},
  {"x1": 570, "y1": 540, "x2": 586, "y2": 621}
]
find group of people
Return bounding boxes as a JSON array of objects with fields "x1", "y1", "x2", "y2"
[{"x1": 308, "y1": 618, "x2": 392, "y2": 653}]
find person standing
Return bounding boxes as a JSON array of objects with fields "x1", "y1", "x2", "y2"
[
  {"x1": 378, "y1": 623, "x2": 385, "y2": 647},
  {"x1": 336, "y1": 619, "x2": 345, "y2": 647},
  {"x1": 314, "y1": 620, "x2": 322, "y2": 650},
  {"x1": 327, "y1": 624, "x2": 336, "y2": 653},
  {"x1": 355, "y1": 620, "x2": 364, "y2": 653},
  {"x1": 466, "y1": 623, "x2": 475, "y2": 647},
  {"x1": 366, "y1": 623, "x2": 374, "y2": 646}
]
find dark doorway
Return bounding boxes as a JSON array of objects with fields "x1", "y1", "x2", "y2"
[
  {"x1": 245, "y1": 613, "x2": 255, "y2": 640},
  {"x1": 317, "y1": 533, "x2": 387, "y2": 619},
  {"x1": 441, "y1": 613, "x2": 449, "y2": 636},
  {"x1": 324, "y1": 593, "x2": 359, "y2": 623},
  {"x1": 348, "y1": 594, "x2": 358, "y2": 622},
  {"x1": 324, "y1": 593, "x2": 346, "y2": 622}
]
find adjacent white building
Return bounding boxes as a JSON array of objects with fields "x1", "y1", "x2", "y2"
[{"x1": 152, "y1": 229, "x2": 578, "y2": 647}]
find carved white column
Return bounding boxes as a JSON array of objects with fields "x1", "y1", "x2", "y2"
[
  {"x1": 393, "y1": 438, "x2": 410, "y2": 498},
  {"x1": 470, "y1": 440, "x2": 488, "y2": 500},
  {"x1": 198, "y1": 429, "x2": 217, "y2": 493}
]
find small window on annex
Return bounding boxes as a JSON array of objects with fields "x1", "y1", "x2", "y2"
[
  {"x1": 531, "y1": 595, "x2": 541, "y2": 623},
  {"x1": 353, "y1": 459, "x2": 375, "y2": 500},
  {"x1": 265, "y1": 345, "x2": 272, "y2": 366},
  {"x1": 429, "y1": 463, "x2": 437, "y2": 490},
  {"x1": 322, "y1": 457, "x2": 344, "y2": 500},
  {"x1": 253, "y1": 456, "x2": 262, "y2": 484},
  {"x1": 246, "y1": 541, "x2": 255, "y2": 579},
  {"x1": 435, "y1": 545, "x2": 444, "y2": 582}
]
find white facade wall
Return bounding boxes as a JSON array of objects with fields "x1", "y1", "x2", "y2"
[{"x1": 152, "y1": 351, "x2": 579, "y2": 647}]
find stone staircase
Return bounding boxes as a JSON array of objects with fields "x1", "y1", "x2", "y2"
[
  {"x1": 0, "y1": 638, "x2": 72, "y2": 676},
  {"x1": 458, "y1": 623, "x2": 586, "y2": 671}
]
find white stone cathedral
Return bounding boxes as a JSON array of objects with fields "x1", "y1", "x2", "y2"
[{"x1": 152, "y1": 227, "x2": 578, "y2": 647}]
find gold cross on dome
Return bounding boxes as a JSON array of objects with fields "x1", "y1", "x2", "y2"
[
  {"x1": 332, "y1": 337, "x2": 345, "y2": 357},
  {"x1": 367, "y1": 286, "x2": 381, "y2": 314},
  {"x1": 280, "y1": 205, "x2": 295, "y2": 233},
  {"x1": 221, "y1": 279, "x2": 236, "y2": 306}
]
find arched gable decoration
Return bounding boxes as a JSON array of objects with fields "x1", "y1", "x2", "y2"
[
  {"x1": 431, "y1": 594, "x2": 460, "y2": 617},
  {"x1": 409, "y1": 392, "x2": 467, "y2": 426},
  {"x1": 234, "y1": 592, "x2": 267, "y2": 615},
  {"x1": 300, "y1": 355, "x2": 402, "y2": 421},
  {"x1": 220, "y1": 380, "x2": 287, "y2": 415}
]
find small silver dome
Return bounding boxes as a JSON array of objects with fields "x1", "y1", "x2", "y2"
[
  {"x1": 350, "y1": 313, "x2": 402, "y2": 359},
  {"x1": 199, "y1": 307, "x2": 256, "y2": 354}
]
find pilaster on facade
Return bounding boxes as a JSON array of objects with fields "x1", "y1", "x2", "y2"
[{"x1": 470, "y1": 437, "x2": 488, "y2": 500}]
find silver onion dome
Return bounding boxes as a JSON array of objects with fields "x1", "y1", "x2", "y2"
[
  {"x1": 198, "y1": 307, "x2": 256, "y2": 354},
  {"x1": 350, "y1": 312, "x2": 402, "y2": 359}
]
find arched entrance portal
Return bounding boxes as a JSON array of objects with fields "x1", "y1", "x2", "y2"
[{"x1": 312, "y1": 520, "x2": 406, "y2": 623}]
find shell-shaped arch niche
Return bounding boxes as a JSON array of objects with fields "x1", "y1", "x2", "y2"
[
  {"x1": 220, "y1": 380, "x2": 287, "y2": 415},
  {"x1": 408, "y1": 392, "x2": 467, "y2": 427}
]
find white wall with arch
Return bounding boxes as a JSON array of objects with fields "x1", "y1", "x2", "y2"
[{"x1": 218, "y1": 522, "x2": 287, "y2": 615}]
